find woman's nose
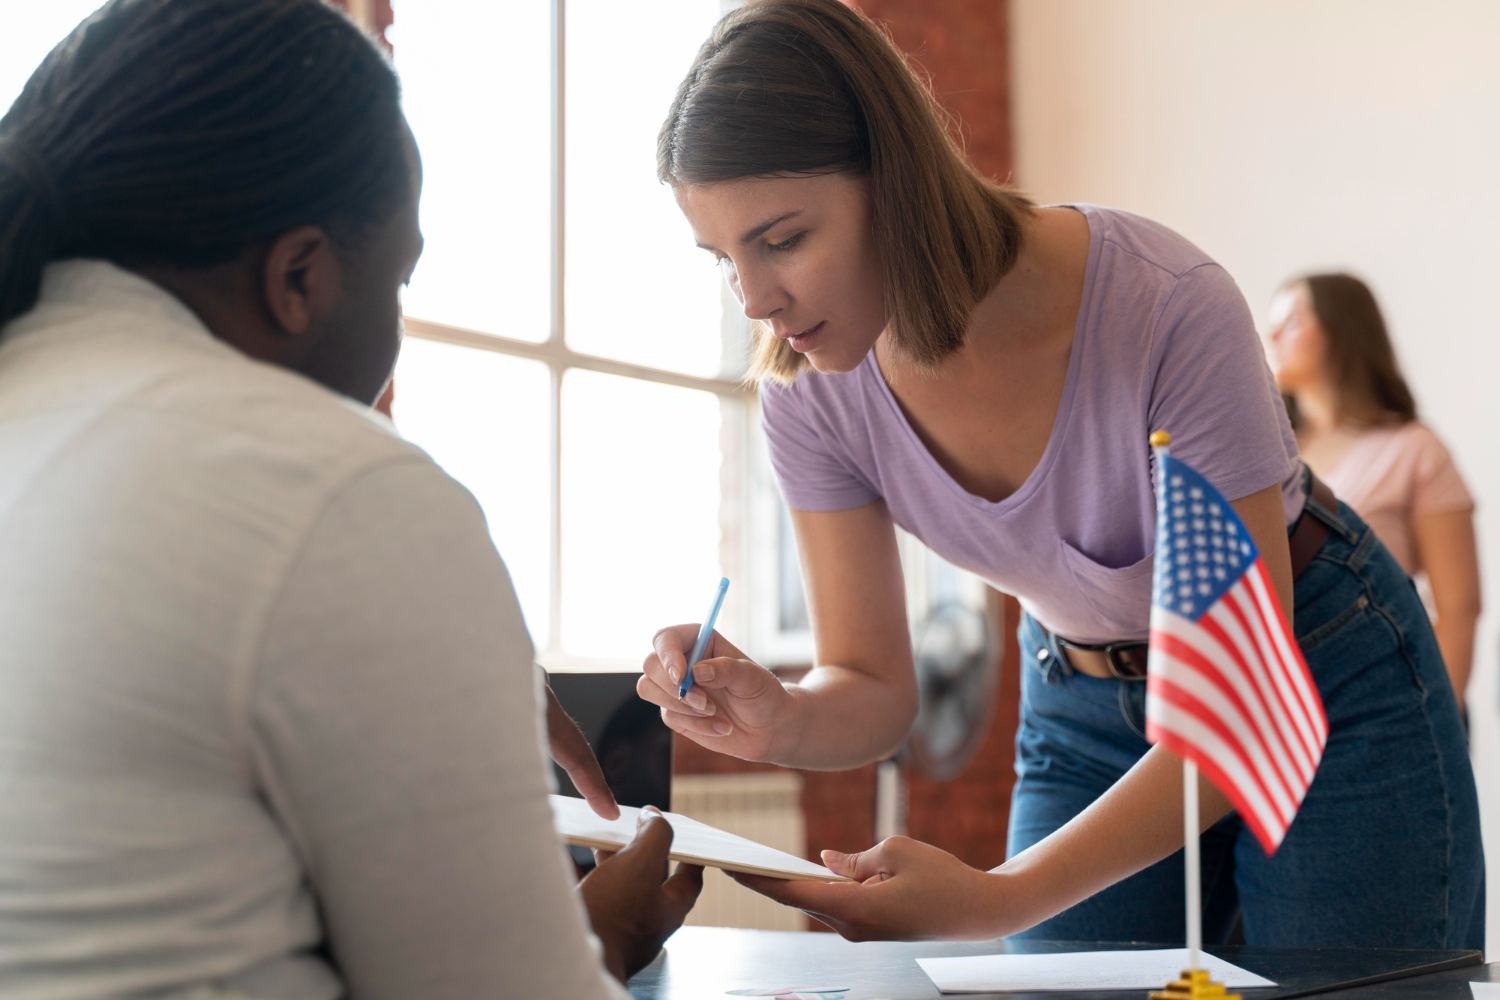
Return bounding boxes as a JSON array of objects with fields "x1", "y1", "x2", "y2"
[{"x1": 733, "y1": 262, "x2": 787, "y2": 321}]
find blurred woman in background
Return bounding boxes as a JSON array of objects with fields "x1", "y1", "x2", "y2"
[{"x1": 1266, "y1": 273, "x2": 1480, "y2": 703}]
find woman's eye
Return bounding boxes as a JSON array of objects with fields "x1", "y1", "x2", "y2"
[{"x1": 768, "y1": 232, "x2": 805, "y2": 253}]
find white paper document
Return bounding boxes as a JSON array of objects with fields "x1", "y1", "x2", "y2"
[
  {"x1": 550, "y1": 794, "x2": 850, "y2": 882},
  {"x1": 1469, "y1": 984, "x2": 1500, "y2": 999},
  {"x1": 915, "y1": 949, "x2": 1276, "y2": 993}
]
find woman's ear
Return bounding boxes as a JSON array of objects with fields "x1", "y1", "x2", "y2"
[{"x1": 260, "y1": 225, "x2": 342, "y2": 336}]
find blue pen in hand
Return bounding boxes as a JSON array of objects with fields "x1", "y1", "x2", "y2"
[{"x1": 678, "y1": 577, "x2": 730, "y2": 699}]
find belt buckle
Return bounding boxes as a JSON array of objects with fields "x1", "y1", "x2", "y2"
[{"x1": 1104, "y1": 643, "x2": 1147, "y2": 682}]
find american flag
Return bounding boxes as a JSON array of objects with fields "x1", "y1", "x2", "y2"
[{"x1": 1145, "y1": 450, "x2": 1328, "y2": 854}]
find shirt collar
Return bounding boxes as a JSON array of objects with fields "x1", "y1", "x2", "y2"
[{"x1": 5, "y1": 258, "x2": 239, "y2": 363}]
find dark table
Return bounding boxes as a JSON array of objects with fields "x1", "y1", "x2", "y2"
[{"x1": 627, "y1": 928, "x2": 1484, "y2": 999}]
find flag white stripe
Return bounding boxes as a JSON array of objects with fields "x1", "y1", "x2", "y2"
[
  {"x1": 1146, "y1": 695, "x2": 1289, "y2": 844},
  {"x1": 1233, "y1": 572, "x2": 1325, "y2": 768},
  {"x1": 1203, "y1": 585, "x2": 1316, "y2": 781},
  {"x1": 1158, "y1": 602, "x2": 1305, "y2": 797},
  {"x1": 1150, "y1": 611, "x2": 1299, "y2": 818},
  {"x1": 1221, "y1": 578, "x2": 1321, "y2": 774},
  {"x1": 1245, "y1": 563, "x2": 1328, "y2": 743}
]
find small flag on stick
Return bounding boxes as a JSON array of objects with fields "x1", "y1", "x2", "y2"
[
  {"x1": 1146, "y1": 432, "x2": 1327, "y2": 854},
  {"x1": 1145, "y1": 431, "x2": 1327, "y2": 994}
]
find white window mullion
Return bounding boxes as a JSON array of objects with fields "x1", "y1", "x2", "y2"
[{"x1": 546, "y1": 0, "x2": 566, "y2": 657}]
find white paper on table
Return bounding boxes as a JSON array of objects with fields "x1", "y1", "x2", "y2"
[
  {"x1": 550, "y1": 794, "x2": 850, "y2": 882},
  {"x1": 1470, "y1": 983, "x2": 1500, "y2": 998},
  {"x1": 915, "y1": 949, "x2": 1276, "y2": 993}
]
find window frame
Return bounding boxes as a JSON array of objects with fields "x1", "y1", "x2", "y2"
[{"x1": 395, "y1": 0, "x2": 758, "y2": 670}]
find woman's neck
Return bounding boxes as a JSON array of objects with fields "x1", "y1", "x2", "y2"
[{"x1": 1293, "y1": 384, "x2": 1343, "y2": 435}]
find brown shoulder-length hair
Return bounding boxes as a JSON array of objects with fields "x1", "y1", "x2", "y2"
[
  {"x1": 1287, "y1": 272, "x2": 1417, "y2": 429},
  {"x1": 657, "y1": 0, "x2": 1033, "y2": 384}
]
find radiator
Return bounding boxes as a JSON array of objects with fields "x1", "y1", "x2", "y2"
[{"x1": 670, "y1": 772, "x2": 809, "y2": 931}]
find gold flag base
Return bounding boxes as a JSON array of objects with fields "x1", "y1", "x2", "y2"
[{"x1": 1148, "y1": 969, "x2": 1241, "y2": 1000}]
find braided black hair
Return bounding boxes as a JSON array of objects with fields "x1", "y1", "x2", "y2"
[{"x1": 0, "y1": 0, "x2": 410, "y2": 328}]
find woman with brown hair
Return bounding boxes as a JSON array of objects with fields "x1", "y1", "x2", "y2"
[
  {"x1": 637, "y1": 0, "x2": 1481, "y2": 949},
  {"x1": 1267, "y1": 273, "x2": 1480, "y2": 701}
]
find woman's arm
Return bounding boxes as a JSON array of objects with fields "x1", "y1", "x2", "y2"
[
  {"x1": 735, "y1": 483, "x2": 1290, "y2": 939},
  {"x1": 738, "y1": 743, "x2": 1233, "y2": 940},
  {"x1": 1411, "y1": 509, "x2": 1482, "y2": 701},
  {"x1": 636, "y1": 500, "x2": 917, "y2": 769}
]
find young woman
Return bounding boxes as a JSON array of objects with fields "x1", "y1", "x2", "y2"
[
  {"x1": 1267, "y1": 273, "x2": 1481, "y2": 702},
  {"x1": 637, "y1": 0, "x2": 1482, "y2": 948},
  {"x1": 0, "y1": 1, "x2": 697, "y2": 995}
]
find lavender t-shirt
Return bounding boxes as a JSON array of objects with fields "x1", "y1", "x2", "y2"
[{"x1": 761, "y1": 205, "x2": 1302, "y2": 644}]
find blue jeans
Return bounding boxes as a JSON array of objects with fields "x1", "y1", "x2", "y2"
[{"x1": 1008, "y1": 497, "x2": 1484, "y2": 948}]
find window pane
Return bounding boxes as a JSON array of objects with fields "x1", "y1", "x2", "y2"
[
  {"x1": 0, "y1": 2, "x2": 106, "y2": 112},
  {"x1": 391, "y1": 1, "x2": 550, "y2": 340},
  {"x1": 560, "y1": 370, "x2": 722, "y2": 659},
  {"x1": 392, "y1": 337, "x2": 553, "y2": 648},
  {"x1": 565, "y1": 0, "x2": 727, "y2": 377}
]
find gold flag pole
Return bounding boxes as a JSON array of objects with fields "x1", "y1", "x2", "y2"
[{"x1": 1148, "y1": 431, "x2": 1240, "y2": 1000}]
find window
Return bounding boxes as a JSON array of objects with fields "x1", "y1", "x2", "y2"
[
  {"x1": 0, "y1": 4, "x2": 110, "y2": 109},
  {"x1": 388, "y1": 0, "x2": 758, "y2": 668}
]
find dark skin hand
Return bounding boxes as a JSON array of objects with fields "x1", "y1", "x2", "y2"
[
  {"x1": 544, "y1": 674, "x2": 620, "y2": 819},
  {"x1": 580, "y1": 808, "x2": 704, "y2": 982}
]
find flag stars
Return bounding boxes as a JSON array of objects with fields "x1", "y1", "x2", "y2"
[{"x1": 1153, "y1": 459, "x2": 1260, "y2": 623}]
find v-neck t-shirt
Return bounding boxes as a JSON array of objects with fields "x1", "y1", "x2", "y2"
[{"x1": 760, "y1": 205, "x2": 1302, "y2": 644}]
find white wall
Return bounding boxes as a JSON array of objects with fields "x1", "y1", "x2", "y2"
[{"x1": 1012, "y1": 0, "x2": 1500, "y2": 955}]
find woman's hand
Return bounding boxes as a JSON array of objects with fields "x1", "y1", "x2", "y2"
[
  {"x1": 730, "y1": 837, "x2": 1015, "y2": 942},
  {"x1": 635, "y1": 625, "x2": 801, "y2": 763},
  {"x1": 579, "y1": 807, "x2": 704, "y2": 983}
]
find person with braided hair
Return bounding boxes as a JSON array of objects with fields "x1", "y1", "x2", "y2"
[{"x1": 0, "y1": 1, "x2": 698, "y2": 997}]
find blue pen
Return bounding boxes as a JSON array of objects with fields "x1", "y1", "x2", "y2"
[{"x1": 678, "y1": 577, "x2": 730, "y2": 699}]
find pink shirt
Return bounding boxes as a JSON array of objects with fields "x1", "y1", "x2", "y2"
[{"x1": 1321, "y1": 421, "x2": 1474, "y2": 576}]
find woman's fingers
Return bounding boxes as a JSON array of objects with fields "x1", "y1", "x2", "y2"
[
  {"x1": 636, "y1": 672, "x2": 715, "y2": 718},
  {"x1": 730, "y1": 873, "x2": 870, "y2": 935},
  {"x1": 822, "y1": 838, "x2": 905, "y2": 882},
  {"x1": 650, "y1": 624, "x2": 700, "y2": 688},
  {"x1": 660, "y1": 705, "x2": 734, "y2": 738}
]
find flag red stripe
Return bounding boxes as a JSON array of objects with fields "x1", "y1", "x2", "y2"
[
  {"x1": 1148, "y1": 673, "x2": 1291, "y2": 827},
  {"x1": 1235, "y1": 566, "x2": 1323, "y2": 761},
  {"x1": 1148, "y1": 726, "x2": 1284, "y2": 856},
  {"x1": 1185, "y1": 607, "x2": 1305, "y2": 797},
  {"x1": 1217, "y1": 583, "x2": 1319, "y2": 776},
  {"x1": 1150, "y1": 630, "x2": 1299, "y2": 810},
  {"x1": 1248, "y1": 561, "x2": 1329, "y2": 742}
]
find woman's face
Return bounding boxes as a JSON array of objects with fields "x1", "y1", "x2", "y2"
[
  {"x1": 1264, "y1": 283, "x2": 1325, "y2": 393},
  {"x1": 675, "y1": 172, "x2": 886, "y2": 374}
]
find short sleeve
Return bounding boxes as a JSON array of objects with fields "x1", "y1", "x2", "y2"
[
  {"x1": 1147, "y1": 264, "x2": 1301, "y2": 509},
  {"x1": 1410, "y1": 426, "x2": 1475, "y2": 515},
  {"x1": 760, "y1": 380, "x2": 879, "y2": 511}
]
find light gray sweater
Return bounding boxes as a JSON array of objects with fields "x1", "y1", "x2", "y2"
[{"x1": 0, "y1": 261, "x2": 626, "y2": 1000}]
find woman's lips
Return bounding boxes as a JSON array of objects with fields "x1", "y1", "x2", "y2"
[{"x1": 782, "y1": 320, "x2": 825, "y2": 353}]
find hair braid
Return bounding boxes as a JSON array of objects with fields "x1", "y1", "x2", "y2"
[{"x1": 0, "y1": 0, "x2": 409, "y2": 330}]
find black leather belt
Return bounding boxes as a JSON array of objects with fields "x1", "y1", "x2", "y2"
[{"x1": 1043, "y1": 469, "x2": 1337, "y2": 681}]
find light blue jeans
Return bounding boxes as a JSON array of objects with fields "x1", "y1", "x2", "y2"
[{"x1": 1008, "y1": 495, "x2": 1484, "y2": 948}]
